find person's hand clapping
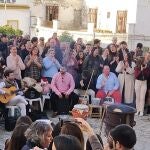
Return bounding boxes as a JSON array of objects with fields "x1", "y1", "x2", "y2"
[
  {"x1": 107, "y1": 90, "x2": 114, "y2": 97},
  {"x1": 34, "y1": 58, "x2": 38, "y2": 64},
  {"x1": 52, "y1": 57, "x2": 56, "y2": 63},
  {"x1": 29, "y1": 55, "x2": 34, "y2": 62},
  {"x1": 125, "y1": 62, "x2": 129, "y2": 68},
  {"x1": 16, "y1": 56, "x2": 19, "y2": 66},
  {"x1": 80, "y1": 80, "x2": 84, "y2": 87}
]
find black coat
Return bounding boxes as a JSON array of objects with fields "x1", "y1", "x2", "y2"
[
  {"x1": 0, "y1": 42, "x2": 8, "y2": 62},
  {"x1": 20, "y1": 49, "x2": 29, "y2": 61},
  {"x1": 118, "y1": 48, "x2": 129, "y2": 61},
  {"x1": 83, "y1": 55, "x2": 103, "y2": 77}
]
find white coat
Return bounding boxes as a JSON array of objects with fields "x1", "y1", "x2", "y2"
[{"x1": 116, "y1": 61, "x2": 136, "y2": 103}]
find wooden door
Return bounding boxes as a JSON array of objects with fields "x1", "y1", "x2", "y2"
[
  {"x1": 116, "y1": 11, "x2": 127, "y2": 33},
  {"x1": 46, "y1": 5, "x2": 58, "y2": 21},
  {"x1": 88, "y1": 8, "x2": 98, "y2": 28}
]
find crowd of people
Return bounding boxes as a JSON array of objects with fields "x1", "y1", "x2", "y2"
[
  {"x1": 4, "y1": 116, "x2": 137, "y2": 150},
  {"x1": 0, "y1": 33, "x2": 150, "y2": 116},
  {"x1": 0, "y1": 32, "x2": 149, "y2": 149}
]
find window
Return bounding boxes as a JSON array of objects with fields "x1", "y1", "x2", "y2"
[
  {"x1": 0, "y1": 0, "x2": 16, "y2": 2},
  {"x1": 107, "y1": 12, "x2": 110, "y2": 19},
  {"x1": 7, "y1": 20, "x2": 18, "y2": 29},
  {"x1": 88, "y1": 8, "x2": 98, "y2": 28},
  {"x1": 46, "y1": 5, "x2": 58, "y2": 21}
]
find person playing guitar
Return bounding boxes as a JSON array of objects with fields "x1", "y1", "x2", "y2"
[{"x1": 0, "y1": 69, "x2": 28, "y2": 116}]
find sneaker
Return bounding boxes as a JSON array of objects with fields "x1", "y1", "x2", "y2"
[
  {"x1": 135, "y1": 112, "x2": 139, "y2": 116},
  {"x1": 139, "y1": 112, "x2": 144, "y2": 117}
]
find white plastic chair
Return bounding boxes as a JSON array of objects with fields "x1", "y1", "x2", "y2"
[
  {"x1": 42, "y1": 94, "x2": 51, "y2": 108},
  {"x1": 26, "y1": 98, "x2": 43, "y2": 112},
  {"x1": 6, "y1": 105, "x2": 19, "y2": 117}
]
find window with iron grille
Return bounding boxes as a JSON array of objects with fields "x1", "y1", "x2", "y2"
[
  {"x1": 46, "y1": 5, "x2": 58, "y2": 21},
  {"x1": 88, "y1": 8, "x2": 98, "y2": 28}
]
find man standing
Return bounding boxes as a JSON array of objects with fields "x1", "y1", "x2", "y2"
[
  {"x1": 51, "y1": 66, "x2": 79, "y2": 116},
  {"x1": 118, "y1": 41, "x2": 129, "y2": 61},
  {"x1": 94, "y1": 39, "x2": 103, "y2": 56},
  {"x1": 96, "y1": 65, "x2": 121, "y2": 103},
  {"x1": 0, "y1": 34, "x2": 8, "y2": 62}
]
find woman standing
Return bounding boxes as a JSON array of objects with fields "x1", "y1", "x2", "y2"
[
  {"x1": 109, "y1": 54, "x2": 119, "y2": 76},
  {"x1": 116, "y1": 53, "x2": 136, "y2": 104},
  {"x1": 62, "y1": 50, "x2": 78, "y2": 82},
  {"x1": 24, "y1": 46, "x2": 42, "y2": 82},
  {"x1": 82, "y1": 47, "x2": 103, "y2": 90},
  {"x1": 7, "y1": 46, "x2": 25, "y2": 87},
  {"x1": 76, "y1": 50, "x2": 85, "y2": 74},
  {"x1": 134, "y1": 56, "x2": 150, "y2": 116},
  {"x1": 42, "y1": 48, "x2": 61, "y2": 83}
]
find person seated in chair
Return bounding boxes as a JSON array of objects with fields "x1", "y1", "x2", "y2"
[
  {"x1": 74, "y1": 70, "x2": 95, "y2": 103},
  {"x1": 96, "y1": 65, "x2": 121, "y2": 103},
  {"x1": 0, "y1": 69, "x2": 28, "y2": 116},
  {"x1": 51, "y1": 66, "x2": 79, "y2": 116}
]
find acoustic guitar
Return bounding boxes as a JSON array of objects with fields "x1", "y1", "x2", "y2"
[{"x1": 0, "y1": 86, "x2": 24, "y2": 104}]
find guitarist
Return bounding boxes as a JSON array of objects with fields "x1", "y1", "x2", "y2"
[{"x1": 0, "y1": 69, "x2": 28, "y2": 116}]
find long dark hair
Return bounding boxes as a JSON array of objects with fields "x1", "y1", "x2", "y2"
[
  {"x1": 90, "y1": 47, "x2": 98, "y2": 57},
  {"x1": 30, "y1": 46, "x2": 39, "y2": 56},
  {"x1": 76, "y1": 50, "x2": 85, "y2": 60},
  {"x1": 124, "y1": 52, "x2": 132, "y2": 67},
  {"x1": 61, "y1": 122, "x2": 84, "y2": 150},
  {"x1": 53, "y1": 135, "x2": 82, "y2": 150},
  {"x1": 8, "y1": 124, "x2": 30, "y2": 150},
  {"x1": 135, "y1": 56, "x2": 145, "y2": 68},
  {"x1": 16, "y1": 116, "x2": 32, "y2": 127}
]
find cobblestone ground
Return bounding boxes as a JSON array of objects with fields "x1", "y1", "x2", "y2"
[{"x1": 0, "y1": 114, "x2": 150, "y2": 150}]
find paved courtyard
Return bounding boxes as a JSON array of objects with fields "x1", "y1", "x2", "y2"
[{"x1": 0, "y1": 114, "x2": 150, "y2": 150}]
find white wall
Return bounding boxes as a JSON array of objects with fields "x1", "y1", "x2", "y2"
[
  {"x1": 0, "y1": 9, "x2": 30, "y2": 35},
  {"x1": 134, "y1": 0, "x2": 150, "y2": 36},
  {"x1": 58, "y1": 7, "x2": 74, "y2": 29},
  {"x1": 97, "y1": 0, "x2": 137, "y2": 33},
  {"x1": 14, "y1": 0, "x2": 31, "y2": 5},
  {"x1": 30, "y1": 3, "x2": 45, "y2": 18},
  {"x1": 58, "y1": 0, "x2": 83, "y2": 29}
]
